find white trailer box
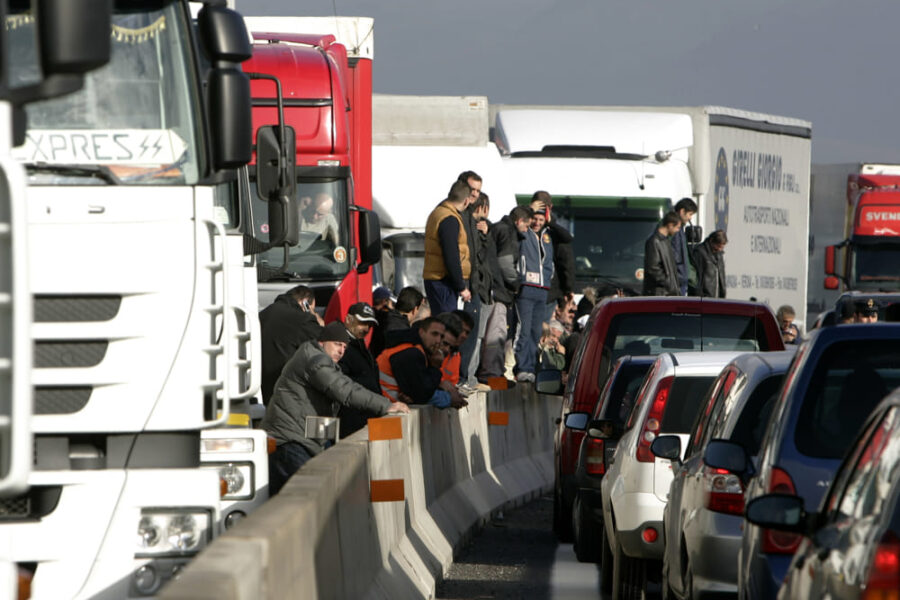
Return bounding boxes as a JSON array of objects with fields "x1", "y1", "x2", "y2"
[{"x1": 491, "y1": 104, "x2": 812, "y2": 324}]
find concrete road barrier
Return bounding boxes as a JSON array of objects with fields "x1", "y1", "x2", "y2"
[{"x1": 160, "y1": 385, "x2": 560, "y2": 600}]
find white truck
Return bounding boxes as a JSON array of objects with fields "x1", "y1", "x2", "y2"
[
  {"x1": 2, "y1": 2, "x2": 280, "y2": 597},
  {"x1": 372, "y1": 94, "x2": 517, "y2": 294},
  {"x1": 492, "y1": 105, "x2": 812, "y2": 324}
]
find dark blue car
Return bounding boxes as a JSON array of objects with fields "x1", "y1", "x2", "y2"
[{"x1": 703, "y1": 323, "x2": 900, "y2": 599}]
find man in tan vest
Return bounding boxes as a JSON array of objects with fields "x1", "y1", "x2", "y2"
[{"x1": 423, "y1": 180, "x2": 472, "y2": 315}]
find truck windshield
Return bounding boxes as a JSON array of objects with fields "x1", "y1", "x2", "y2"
[
  {"x1": 253, "y1": 178, "x2": 351, "y2": 281},
  {"x1": 525, "y1": 196, "x2": 669, "y2": 295},
  {"x1": 8, "y1": 1, "x2": 203, "y2": 185},
  {"x1": 853, "y1": 243, "x2": 900, "y2": 288}
]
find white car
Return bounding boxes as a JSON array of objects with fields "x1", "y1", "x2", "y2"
[{"x1": 600, "y1": 351, "x2": 744, "y2": 599}]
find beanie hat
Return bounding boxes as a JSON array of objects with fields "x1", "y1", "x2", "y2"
[{"x1": 318, "y1": 321, "x2": 351, "y2": 343}]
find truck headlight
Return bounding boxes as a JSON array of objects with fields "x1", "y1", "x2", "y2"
[
  {"x1": 136, "y1": 510, "x2": 211, "y2": 557},
  {"x1": 201, "y1": 437, "x2": 254, "y2": 454},
  {"x1": 201, "y1": 462, "x2": 254, "y2": 500}
]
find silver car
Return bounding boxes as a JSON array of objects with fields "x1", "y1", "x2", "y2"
[{"x1": 652, "y1": 350, "x2": 795, "y2": 599}]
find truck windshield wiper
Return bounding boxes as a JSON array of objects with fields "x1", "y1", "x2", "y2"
[
  {"x1": 26, "y1": 163, "x2": 122, "y2": 185},
  {"x1": 586, "y1": 273, "x2": 642, "y2": 296},
  {"x1": 257, "y1": 265, "x2": 301, "y2": 282}
]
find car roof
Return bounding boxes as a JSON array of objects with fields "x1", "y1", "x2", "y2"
[
  {"x1": 726, "y1": 349, "x2": 796, "y2": 376},
  {"x1": 594, "y1": 296, "x2": 776, "y2": 317},
  {"x1": 667, "y1": 350, "x2": 750, "y2": 368}
]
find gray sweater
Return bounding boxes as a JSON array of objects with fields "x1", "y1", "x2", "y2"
[{"x1": 261, "y1": 340, "x2": 393, "y2": 455}]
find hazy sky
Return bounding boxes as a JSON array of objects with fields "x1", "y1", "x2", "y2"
[{"x1": 249, "y1": 1, "x2": 900, "y2": 165}]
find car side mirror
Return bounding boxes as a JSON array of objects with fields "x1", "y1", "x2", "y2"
[
  {"x1": 563, "y1": 412, "x2": 590, "y2": 431},
  {"x1": 587, "y1": 419, "x2": 622, "y2": 440},
  {"x1": 650, "y1": 435, "x2": 682, "y2": 463},
  {"x1": 745, "y1": 494, "x2": 814, "y2": 535},
  {"x1": 536, "y1": 369, "x2": 563, "y2": 395},
  {"x1": 703, "y1": 439, "x2": 752, "y2": 479}
]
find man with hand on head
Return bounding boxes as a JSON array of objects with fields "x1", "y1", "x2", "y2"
[{"x1": 262, "y1": 321, "x2": 409, "y2": 495}]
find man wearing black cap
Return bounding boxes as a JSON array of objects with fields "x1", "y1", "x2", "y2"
[
  {"x1": 338, "y1": 303, "x2": 382, "y2": 437},
  {"x1": 262, "y1": 321, "x2": 410, "y2": 495},
  {"x1": 856, "y1": 298, "x2": 880, "y2": 323}
]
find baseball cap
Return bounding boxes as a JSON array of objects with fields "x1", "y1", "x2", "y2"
[
  {"x1": 373, "y1": 286, "x2": 392, "y2": 302},
  {"x1": 348, "y1": 302, "x2": 379, "y2": 324},
  {"x1": 318, "y1": 321, "x2": 352, "y2": 343}
]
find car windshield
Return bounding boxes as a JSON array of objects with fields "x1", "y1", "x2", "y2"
[
  {"x1": 661, "y1": 376, "x2": 717, "y2": 433},
  {"x1": 853, "y1": 244, "x2": 900, "y2": 287},
  {"x1": 607, "y1": 312, "x2": 769, "y2": 361},
  {"x1": 9, "y1": 1, "x2": 203, "y2": 185},
  {"x1": 796, "y1": 340, "x2": 900, "y2": 459},
  {"x1": 253, "y1": 178, "x2": 351, "y2": 281}
]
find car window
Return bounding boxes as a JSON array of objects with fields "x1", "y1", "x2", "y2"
[
  {"x1": 795, "y1": 340, "x2": 900, "y2": 459},
  {"x1": 661, "y1": 376, "x2": 717, "y2": 434},
  {"x1": 686, "y1": 369, "x2": 733, "y2": 457},
  {"x1": 597, "y1": 362, "x2": 654, "y2": 427},
  {"x1": 834, "y1": 407, "x2": 900, "y2": 520},
  {"x1": 626, "y1": 362, "x2": 659, "y2": 430},
  {"x1": 729, "y1": 374, "x2": 785, "y2": 457},
  {"x1": 605, "y1": 312, "x2": 772, "y2": 363}
]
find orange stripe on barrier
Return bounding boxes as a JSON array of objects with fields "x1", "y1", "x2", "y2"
[
  {"x1": 368, "y1": 416, "x2": 403, "y2": 441},
  {"x1": 488, "y1": 411, "x2": 509, "y2": 426},
  {"x1": 487, "y1": 376, "x2": 508, "y2": 390},
  {"x1": 370, "y1": 479, "x2": 405, "y2": 502}
]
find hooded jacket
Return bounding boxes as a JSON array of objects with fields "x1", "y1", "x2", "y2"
[
  {"x1": 261, "y1": 340, "x2": 392, "y2": 456},
  {"x1": 259, "y1": 292, "x2": 323, "y2": 403},
  {"x1": 519, "y1": 226, "x2": 554, "y2": 289},
  {"x1": 491, "y1": 215, "x2": 522, "y2": 306}
]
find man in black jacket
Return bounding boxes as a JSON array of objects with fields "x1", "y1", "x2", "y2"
[
  {"x1": 476, "y1": 206, "x2": 532, "y2": 383},
  {"x1": 643, "y1": 211, "x2": 681, "y2": 296},
  {"x1": 259, "y1": 285, "x2": 323, "y2": 404},
  {"x1": 692, "y1": 230, "x2": 728, "y2": 298},
  {"x1": 377, "y1": 317, "x2": 445, "y2": 405},
  {"x1": 337, "y1": 302, "x2": 382, "y2": 437},
  {"x1": 370, "y1": 286, "x2": 425, "y2": 357},
  {"x1": 531, "y1": 191, "x2": 576, "y2": 322}
]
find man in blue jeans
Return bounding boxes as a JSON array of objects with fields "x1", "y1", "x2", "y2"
[{"x1": 513, "y1": 208, "x2": 554, "y2": 382}]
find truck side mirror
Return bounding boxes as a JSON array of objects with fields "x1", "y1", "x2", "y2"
[
  {"x1": 685, "y1": 224, "x2": 702, "y2": 244},
  {"x1": 256, "y1": 126, "x2": 298, "y2": 247},
  {"x1": 824, "y1": 245, "x2": 836, "y2": 276},
  {"x1": 357, "y1": 209, "x2": 382, "y2": 274}
]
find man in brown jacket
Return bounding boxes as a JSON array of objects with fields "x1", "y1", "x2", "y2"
[{"x1": 423, "y1": 180, "x2": 472, "y2": 315}]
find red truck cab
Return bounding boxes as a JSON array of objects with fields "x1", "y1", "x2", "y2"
[
  {"x1": 825, "y1": 174, "x2": 900, "y2": 292},
  {"x1": 244, "y1": 21, "x2": 378, "y2": 321},
  {"x1": 553, "y1": 296, "x2": 785, "y2": 539}
]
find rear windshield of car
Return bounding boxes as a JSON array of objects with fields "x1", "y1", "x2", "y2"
[
  {"x1": 795, "y1": 340, "x2": 900, "y2": 459},
  {"x1": 730, "y1": 374, "x2": 784, "y2": 457},
  {"x1": 607, "y1": 313, "x2": 771, "y2": 361},
  {"x1": 661, "y1": 376, "x2": 717, "y2": 433},
  {"x1": 597, "y1": 362, "x2": 654, "y2": 427}
]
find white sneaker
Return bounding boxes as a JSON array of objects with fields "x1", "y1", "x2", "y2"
[{"x1": 515, "y1": 372, "x2": 535, "y2": 383}]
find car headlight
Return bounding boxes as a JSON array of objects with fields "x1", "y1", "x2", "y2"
[
  {"x1": 200, "y1": 437, "x2": 254, "y2": 454},
  {"x1": 200, "y1": 462, "x2": 254, "y2": 500},
  {"x1": 136, "y1": 510, "x2": 211, "y2": 557}
]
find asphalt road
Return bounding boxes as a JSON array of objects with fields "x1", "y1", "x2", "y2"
[{"x1": 435, "y1": 494, "x2": 607, "y2": 600}]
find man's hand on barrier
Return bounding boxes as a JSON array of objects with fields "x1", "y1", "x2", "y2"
[
  {"x1": 387, "y1": 401, "x2": 410, "y2": 414},
  {"x1": 450, "y1": 394, "x2": 468, "y2": 410}
]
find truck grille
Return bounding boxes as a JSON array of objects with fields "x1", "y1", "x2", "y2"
[
  {"x1": 34, "y1": 341, "x2": 108, "y2": 368},
  {"x1": 33, "y1": 295, "x2": 121, "y2": 322},
  {"x1": 34, "y1": 387, "x2": 92, "y2": 415}
]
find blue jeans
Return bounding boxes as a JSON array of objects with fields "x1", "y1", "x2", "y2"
[
  {"x1": 269, "y1": 441, "x2": 314, "y2": 495},
  {"x1": 514, "y1": 285, "x2": 548, "y2": 375},
  {"x1": 425, "y1": 278, "x2": 461, "y2": 316}
]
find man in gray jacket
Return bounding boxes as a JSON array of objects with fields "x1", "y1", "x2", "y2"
[{"x1": 262, "y1": 322, "x2": 410, "y2": 494}]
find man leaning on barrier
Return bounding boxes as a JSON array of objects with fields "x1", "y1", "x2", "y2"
[{"x1": 262, "y1": 322, "x2": 410, "y2": 495}]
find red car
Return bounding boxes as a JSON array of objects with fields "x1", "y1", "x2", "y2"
[{"x1": 553, "y1": 296, "x2": 785, "y2": 540}]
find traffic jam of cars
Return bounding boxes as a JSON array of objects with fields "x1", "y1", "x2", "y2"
[{"x1": 541, "y1": 293, "x2": 900, "y2": 599}]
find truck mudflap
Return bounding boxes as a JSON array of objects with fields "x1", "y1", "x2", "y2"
[{"x1": 0, "y1": 469, "x2": 219, "y2": 599}]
